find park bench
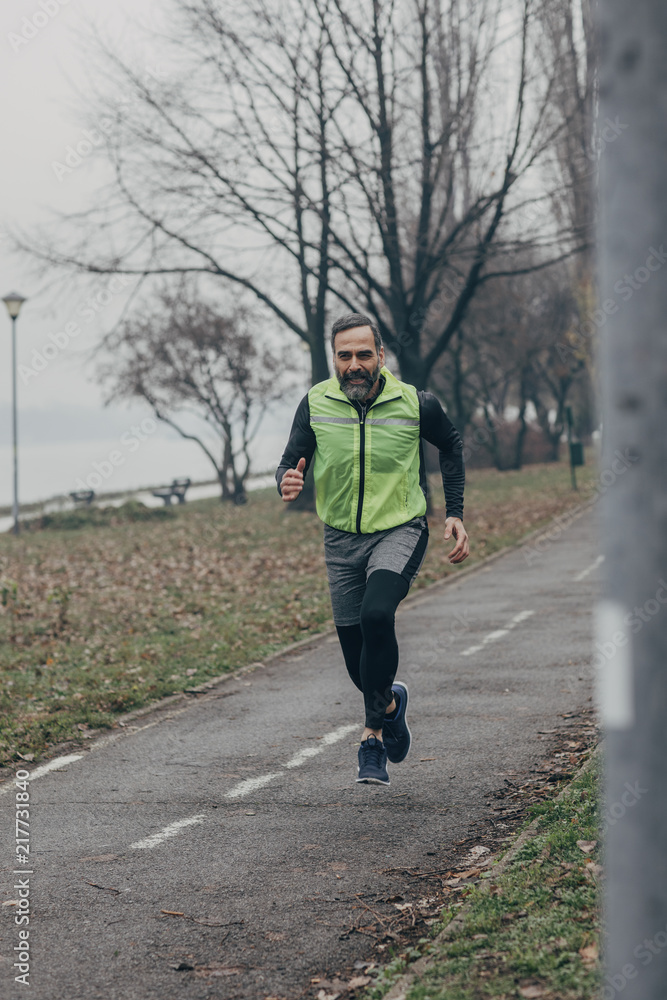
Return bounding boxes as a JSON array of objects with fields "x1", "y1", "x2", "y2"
[
  {"x1": 69, "y1": 490, "x2": 95, "y2": 505},
  {"x1": 151, "y1": 477, "x2": 191, "y2": 505}
]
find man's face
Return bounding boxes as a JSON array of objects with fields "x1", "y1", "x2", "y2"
[{"x1": 333, "y1": 326, "x2": 385, "y2": 402}]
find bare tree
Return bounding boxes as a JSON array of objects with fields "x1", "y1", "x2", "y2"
[
  {"x1": 536, "y1": 0, "x2": 598, "y2": 428},
  {"x1": 16, "y1": 0, "x2": 341, "y2": 385},
  {"x1": 309, "y1": 0, "x2": 587, "y2": 388},
  {"x1": 98, "y1": 282, "x2": 287, "y2": 502},
  {"x1": 538, "y1": 0, "x2": 597, "y2": 269},
  {"x1": 431, "y1": 261, "x2": 585, "y2": 468},
  {"x1": 15, "y1": 0, "x2": 587, "y2": 398}
]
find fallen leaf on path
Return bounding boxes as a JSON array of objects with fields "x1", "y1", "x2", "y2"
[
  {"x1": 2, "y1": 900, "x2": 18, "y2": 906},
  {"x1": 194, "y1": 963, "x2": 244, "y2": 977},
  {"x1": 348, "y1": 976, "x2": 371, "y2": 988},
  {"x1": 455, "y1": 867, "x2": 482, "y2": 879},
  {"x1": 519, "y1": 986, "x2": 546, "y2": 998},
  {"x1": 579, "y1": 943, "x2": 599, "y2": 964},
  {"x1": 576, "y1": 840, "x2": 597, "y2": 854},
  {"x1": 468, "y1": 846, "x2": 491, "y2": 858}
]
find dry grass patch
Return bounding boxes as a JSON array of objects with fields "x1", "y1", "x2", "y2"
[{"x1": 0, "y1": 458, "x2": 597, "y2": 765}]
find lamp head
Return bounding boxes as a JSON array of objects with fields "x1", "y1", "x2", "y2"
[{"x1": 2, "y1": 292, "x2": 26, "y2": 319}]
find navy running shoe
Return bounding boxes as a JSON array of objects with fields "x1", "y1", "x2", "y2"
[
  {"x1": 356, "y1": 735, "x2": 390, "y2": 785},
  {"x1": 382, "y1": 681, "x2": 411, "y2": 763}
]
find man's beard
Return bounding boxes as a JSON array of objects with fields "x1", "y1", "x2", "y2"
[{"x1": 336, "y1": 361, "x2": 382, "y2": 401}]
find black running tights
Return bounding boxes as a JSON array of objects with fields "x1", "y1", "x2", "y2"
[{"x1": 335, "y1": 569, "x2": 409, "y2": 729}]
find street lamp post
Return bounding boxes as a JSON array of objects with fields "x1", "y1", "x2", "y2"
[{"x1": 2, "y1": 292, "x2": 26, "y2": 536}]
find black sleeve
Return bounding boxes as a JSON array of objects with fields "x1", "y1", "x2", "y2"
[
  {"x1": 418, "y1": 391, "x2": 465, "y2": 521},
  {"x1": 275, "y1": 394, "x2": 317, "y2": 496}
]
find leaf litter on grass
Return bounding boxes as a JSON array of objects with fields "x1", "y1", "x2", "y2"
[{"x1": 0, "y1": 462, "x2": 597, "y2": 768}]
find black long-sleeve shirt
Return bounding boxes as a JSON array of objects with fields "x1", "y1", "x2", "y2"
[{"x1": 276, "y1": 377, "x2": 465, "y2": 521}]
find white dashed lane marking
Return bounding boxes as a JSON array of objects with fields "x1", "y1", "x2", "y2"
[
  {"x1": 0, "y1": 753, "x2": 84, "y2": 797},
  {"x1": 131, "y1": 725, "x2": 360, "y2": 845},
  {"x1": 574, "y1": 554, "x2": 604, "y2": 582},
  {"x1": 130, "y1": 813, "x2": 206, "y2": 850},
  {"x1": 230, "y1": 723, "x2": 358, "y2": 791},
  {"x1": 461, "y1": 609, "x2": 535, "y2": 657},
  {"x1": 225, "y1": 773, "x2": 282, "y2": 800},
  {"x1": 284, "y1": 722, "x2": 357, "y2": 769}
]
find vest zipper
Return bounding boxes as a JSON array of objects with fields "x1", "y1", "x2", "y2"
[{"x1": 356, "y1": 403, "x2": 367, "y2": 533}]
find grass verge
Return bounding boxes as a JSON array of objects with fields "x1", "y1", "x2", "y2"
[
  {"x1": 0, "y1": 458, "x2": 597, "y2": 767},
  {"x1": 368, "y1": 754, "x2": 601, "y2": 1000}
]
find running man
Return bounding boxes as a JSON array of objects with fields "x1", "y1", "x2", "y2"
[{"x1": 276, "y1": 314, "x2": 469, "y2": 785}]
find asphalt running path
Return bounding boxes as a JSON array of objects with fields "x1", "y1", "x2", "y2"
[{"x1": 0, "y1": 508, "x2": 600, "y2": 1000}]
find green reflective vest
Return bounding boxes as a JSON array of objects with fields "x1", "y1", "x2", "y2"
[{"x1": 308, "y1": 366, "x2": 426, "y2": 533}]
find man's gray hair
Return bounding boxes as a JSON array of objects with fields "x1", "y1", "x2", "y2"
[{"x1": 331, "y1": 313, "x2": 382, "y2": 354}]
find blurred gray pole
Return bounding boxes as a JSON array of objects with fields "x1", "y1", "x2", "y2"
[{"x1": 597, "y1": 1, "x2": 667, "y2": 996}]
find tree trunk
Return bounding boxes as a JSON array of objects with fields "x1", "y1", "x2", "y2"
[
  {"x1": 310, "y1": 333, "x2": 330, "y2": 385},
  {"x1": 483, "y1": 404, "x2": 505, "y2": 470},
  {"x1": 395, "y1": 349, "x2": 428, "y2": 392},
  {"x1": 218, "y1": 437, "x2": 233, "y2": 501},
  {"x1": 513, "y1": 401, "x2": 528, "y2": 470}
]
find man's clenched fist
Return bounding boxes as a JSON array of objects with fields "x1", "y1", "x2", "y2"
[{"x1": 280, "y1": 457, "x2": 306, "y2": 502}]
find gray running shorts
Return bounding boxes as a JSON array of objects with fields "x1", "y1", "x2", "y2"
[{"x1": 323, "y1": 515, "x2": 429, "y2": 626}]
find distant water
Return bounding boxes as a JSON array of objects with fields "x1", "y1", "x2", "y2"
[
  {"x1": 0, "y1": 430, "x2": 288, "y2": 509},
  {"x1": 0, "y1": 474, "x2": 278, "y2": 534}
]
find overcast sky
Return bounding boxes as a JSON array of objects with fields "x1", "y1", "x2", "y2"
[{"x1": 0, "y1": 0, "x2": 297, "y2": 507}]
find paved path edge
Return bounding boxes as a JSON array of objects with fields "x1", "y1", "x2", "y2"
[
  {"x1": 114, "y1": 496, "x2": 597, "y2": 712},
  {"x1": 1, "y1": 496, "x2": 597, "y2": 774},
  {"x1": 380, "y1": 740, "x2": 603, "y2": 1000}
]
